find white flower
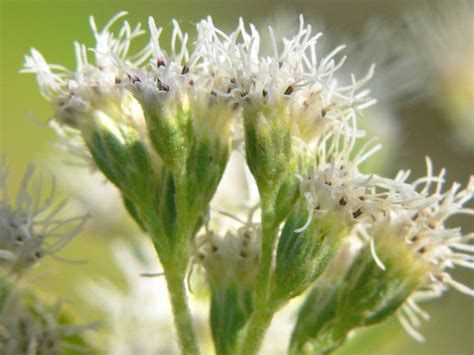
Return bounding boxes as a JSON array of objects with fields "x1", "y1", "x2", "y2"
[
  {"x1": 195, "y1": 211, "x2": 261, "y2": 288},
  {"x1": 198, "y1": 15, "x2": 376, "y2": 146},
  {"x1": 365, "y1": 163, "x2": 474, "y2": 341},
  {"x1": 0, "y1": 288, "x2": 90, "y2": 354},
  {"x1": 0, "y1": 162, "x2": 87, "y2": 274},
  {"x1": 297, "y1": 128, "x2": 419, "y2": 230},
  {"x1": 22, "y1": 13, "x2": 239, "y2": 144}
]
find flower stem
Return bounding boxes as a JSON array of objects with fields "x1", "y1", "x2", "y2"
[
  {"x1": 237, "y1": 202, "x2": 278, "y2": 355},
  {"x1": 237, "y1": 309, "x2": 274, "y2": 355},
  {"x1": 164, "y1": 266, "x2": 200, "y2": 355}
]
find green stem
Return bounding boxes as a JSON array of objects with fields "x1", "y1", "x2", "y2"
[
  {"x1": 144, "y1": 188, "x2": 200, "y2": 355},
  {"x1": 237, "y1": 309, "x2": 275, "y2": 355},
  {"x1": 237, "y1": 202, "x2": 279, "y2": 355},
  {"x1": 164, "y1": 266, "x2": 200, "y2": 355},
  {"x1": 255, "y1": 204, "x2": 277, "y2": 301}
]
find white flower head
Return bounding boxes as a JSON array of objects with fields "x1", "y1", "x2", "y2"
[
  {"x1": 297, "y1": 128, "x2": 419, "y2": 230},
  {"x1": 0, "y1": 292, "x2": 91, "y2": 354},
  {"x1": 199, "y1": 15, "x2": 376, "y2": 145},
  {"x1": 366, "y1": 163, "x2": 474, "y2": 341},
  {"x1": 0, "y1": 162, "x2": 87, "y2": 274},
  {"x1": 195, "y1": 209, "x2": 261, "y2": 288},
  {"x1": 22, "y1": 12, "x2": 147, "y2": 129},
  {"x1": 22, "y1": 12, "x2": 242, "y2": 180}
]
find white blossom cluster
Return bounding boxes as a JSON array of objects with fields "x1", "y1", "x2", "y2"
[
  {"x1": 22, "y1": 12, "x2": 473, "y2": 348},
  {"x1": 0, "y1": 162, "x2": 87, "y2": 274},
  {"x1": 0, "y1": 291, "x2": 88, "y2": 355},
  {"x1": 0, "y1": 162, "x2": 89, "y2": 354}
]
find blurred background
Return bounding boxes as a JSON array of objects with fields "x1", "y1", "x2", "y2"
[{"x1": 1, "y1": 0, "x2": 473, "y2": 354}]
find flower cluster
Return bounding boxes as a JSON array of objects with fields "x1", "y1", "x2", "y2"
[
  {"x1": 0, "y1": 288, "x2": 88, "y2": 355},
  {"x1": 384, "y1": 170, "x2": 474, "y2": 340},
  {"x1": 290, "y1": 162, "x2": 473, "y2": 353},
  {"x1": 23, "y1": 12, "x2": 473, "y2": 355},
  {"x1": 0, "y1": 162, "x2": 87, "y2": 274},
  {"x1": 0, "y1": 162, "x2": 89, "y2": 354}
]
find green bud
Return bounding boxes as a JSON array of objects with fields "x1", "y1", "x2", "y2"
[
  {"x1": 137, "y1": 94, "x2": 234, "y2": 239},
  {"x1": 290, "y1": 223, "x2": 427, "y2": 354},
  {"x1": 180, "y1": 137, "x2": 230, "y2": 223},
  {"x1": 289, "y1": 280, "x2": 341, "y2": 355},
  {"x1": 143, "y1": 101, "x2": 192, "y2": 173},
  {"x1": 243, "y1": 105, "x2": 295, "y2": 206},
  {"x1": 338, "y1": 233, "x2": 426, "y2": 328},
  {"x1": 197, "y1": 228, "x2": 260, "y2": 354},
  {"x1": 272, "y1": 205, "x2": 348, "y2": 304},
  {"x1": 83, "y1": 115, "x2": 154, "y2": 200}
]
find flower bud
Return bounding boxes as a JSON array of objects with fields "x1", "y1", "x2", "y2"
[
  {"x1": 272, "y1": 203, "x2": 348, "y2": 304},
  {"x1": 196, "y1": 224, "x2": 260, "y2": 354}
]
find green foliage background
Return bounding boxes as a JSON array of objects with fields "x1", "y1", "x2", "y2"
[{"x1": 1, "y1": 0, "x2": 472, "y2": 354}]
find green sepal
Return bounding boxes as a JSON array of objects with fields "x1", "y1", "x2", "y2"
[
  {"x1": 243, "y1": 106, "x2": 293, "y2": 203},
  {"x1": 181, "y1": 138, "x2": 230, "y2": 221},
  {"x1": 210, "y1": 285, "x2": 253, "y2": 355},
  {"x1": 122, "y1": 195, "x2": 146, "y2": 231},
  {"x1": 144, "y1": 105, "x2": 192, "y2": 173},
  {"x1": 83, "y1": 120, "x2": 154, "y2": 202},
  {"x1": 144, "y1": 104, "x2": 231, "y2": 247},
  {"x1": 337, "y1": 246, "x2": 420, "y2": 328},
  {"x1": 289, "y1": 242, "x2": 422, "y2": 354},
  {"x1": 272, "y1": 207, "x2": 347, "y2": 303},
  {"x1": 289, "y1": 280, "x2": 342, "y2": 355}
]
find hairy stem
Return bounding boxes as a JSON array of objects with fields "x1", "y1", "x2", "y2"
[
  {"x1": 164, "y1": 265, "x2": 200, "y2": 355},
  {"x1": 237, "y1": 308, "x2": 274, "y2": 355},
  {"x1": 237, "y1": 202, "x2": 279, "y2": 355},
  {"x1": 145, "y1": 174, "x2": 201, "y2": 355}
]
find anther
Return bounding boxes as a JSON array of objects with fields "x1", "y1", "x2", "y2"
[
  {"x1": 284, "y1": 85, "x2": 294, "y2": 95},
  {"x1": 352, "y1": 208, "x2": 363, "y2": 219},
  {"x1": 417, "y1": 247, "x2": 427, "y2": 254},
  {"x1": 157, "y1": 58, "x2": 166, "y2": 67}
]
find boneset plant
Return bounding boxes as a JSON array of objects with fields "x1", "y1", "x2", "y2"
[{"x1": 21, "y1": 12, "x2": 473, "y2": 355}]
